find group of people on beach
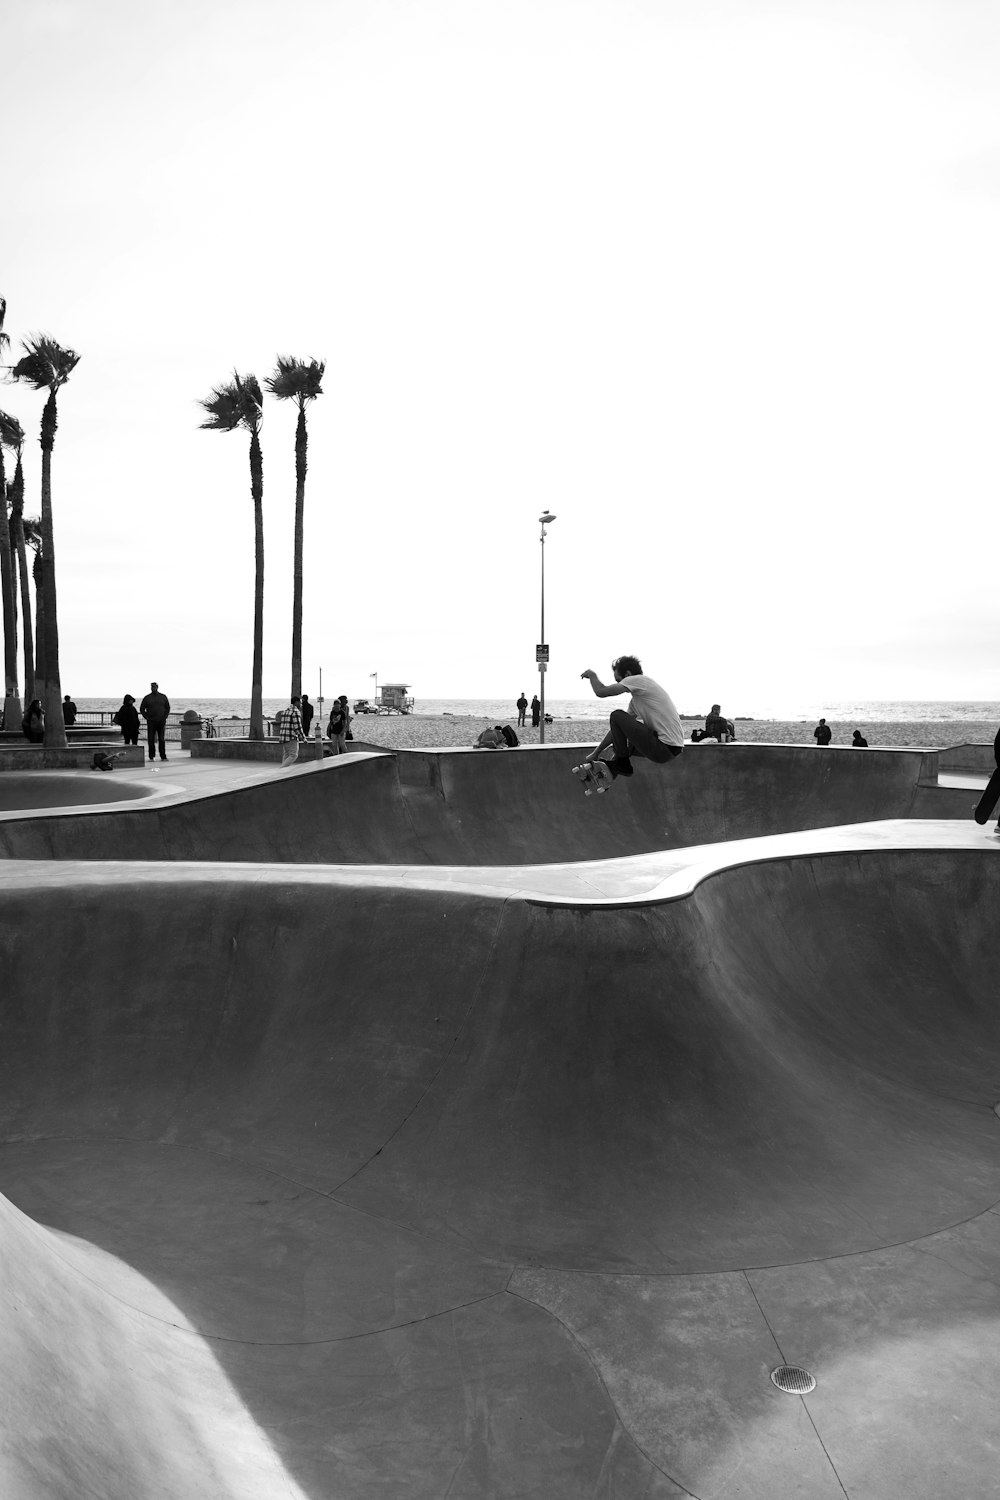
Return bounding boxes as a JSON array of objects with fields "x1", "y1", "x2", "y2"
[{"x1": 273, "y1": 693, "x2": 354, "y2": 767}]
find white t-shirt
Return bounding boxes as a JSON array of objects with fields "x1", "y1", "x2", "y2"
[{"x1": 619, "y1": 675, "x2": 683, "y2": 747}]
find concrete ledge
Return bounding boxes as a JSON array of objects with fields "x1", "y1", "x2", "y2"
[
  {"x1": 0, "y1": 744, "x2": 146, "y2": 771},
  {"x1": 938, "y1": 743, "x2": 997, "y2": 774},
  {"x1": 190, "y1": 737, "x2": 375, "y2": 762}
]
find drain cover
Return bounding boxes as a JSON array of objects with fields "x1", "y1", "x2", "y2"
[{"x1": 770, "y1": 1365, "x2": 817, "y2": 1394}]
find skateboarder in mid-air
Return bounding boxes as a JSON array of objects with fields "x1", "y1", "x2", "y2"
[{"x1": 573, "y1": 655, "x2": 684, "y2": 793}]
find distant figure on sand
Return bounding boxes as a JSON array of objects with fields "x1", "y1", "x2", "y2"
[
  {"x1": 300, "y1": 694, "x2": 314, "y2": 736},
  {"x1": 579, "y1": 655, "x2": 684, "y2": 780},
  {"x1": 516, "y1": 692, "x2": 528, "y2": 727},
  {"x1": 275, "y1": 695, "x2": 306, "y2": 767},
  {"x1": 813, "y1": 718, "x2": 832, "y2": 746},
  {"x1": 531, "y1": 695, "x2": 541, "y2": 728},
  {"x1": 22, "y1": 698, "x2": 44, "y2": 743},
  {"x1": 140, "y1": 681, "x2": 171, "y2": 761},
  {"x1": 112, "y1": 694, "x2": 140, "y2": 745},
  {"x1": 62, "y1": 695, "x2": 77, "y2": 726},
  {"x1": 852, "y1": 730, "x2": 868, "y2": 748}
]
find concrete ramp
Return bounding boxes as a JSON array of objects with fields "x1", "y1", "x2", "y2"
[
  {"x1": 3, "y1": 839, "x2": 1000, "y2": 1496},
  {"x1": 0, "y1": 741, "x2": 946, "y2": 864}
]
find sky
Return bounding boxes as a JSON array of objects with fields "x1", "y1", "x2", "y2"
[{"x1": 3, "y1": 0, "x2": 1000, "y2": 715}]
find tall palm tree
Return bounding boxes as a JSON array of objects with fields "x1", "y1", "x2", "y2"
[
  {"x1": 10, "y1": 335, "x2": 80, "y2": 748},
  {"x1": 265, "y1": 356, "x2": 325, "y2": 700},
  {"x1": 29, "y1": 535, "x2": 44, "y2": 699},
  {"x1": 3, "y1": 420, "x2": 35, "y2": 704},
  {"x1": 199, "y1": 373, "x2": 266, "y2": 739},
  {"x1": 0, "y1": 411, "x2": 21, "y2": 727}
]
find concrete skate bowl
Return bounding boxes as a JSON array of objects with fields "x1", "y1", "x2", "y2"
[
  {"x1": 0, "y1": 742, "x2": 949, "y2": 863},
  {"x1": 0, "y1": 771, "x2": 158, "y2": 812},
  {"x1": 3, "y1": 845, "x2": 1000, "y2": 1498}
]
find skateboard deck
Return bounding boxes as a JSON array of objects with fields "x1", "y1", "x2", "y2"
[
  {"x1": 974, "y1": 765, "x2": 1000, "y2": 824},
  {"x1": 572, "y1": 760, "x2": 613, "y2": 795}
]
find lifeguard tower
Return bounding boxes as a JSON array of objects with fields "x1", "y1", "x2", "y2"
[{"x1": 378, "y1": 683, "x2": 415, "y2": 715}]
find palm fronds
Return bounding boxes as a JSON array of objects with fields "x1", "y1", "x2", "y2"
[
  {"x1": 0, "y1": 410, "x2": 25, "y2": 452},
  {"x1": 199, "y1": 371, "x2": 263, "y2": 431},
  {"x1": 11, "y1": 335, "x2": 80, "y2": 391},
  {"x1": 265, "y1": 355, "x2": 325, "y2": 405},
  {"x1": 0, "y1": 298, "x2": 7, "y2": 359}
]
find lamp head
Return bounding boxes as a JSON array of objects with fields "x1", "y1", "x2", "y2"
[{"x1": 539, "y1": 511, "x2": 556, "y2": 525}]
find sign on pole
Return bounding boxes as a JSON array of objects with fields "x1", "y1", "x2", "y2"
[{"x1": 535, "y1": 644, "x2": 549, "y2": 663}]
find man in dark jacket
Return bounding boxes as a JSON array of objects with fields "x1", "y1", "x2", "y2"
[{"x1": 140, "y1": 681, "x2": 171, "y2": 761}]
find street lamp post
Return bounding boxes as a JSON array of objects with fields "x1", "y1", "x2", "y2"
[
  {"x1": 370, "y1": 671, "x2": 378, "y2": 710},
  {"x1": 538, "y1": 512, "x2": 556, "y2": 743}
]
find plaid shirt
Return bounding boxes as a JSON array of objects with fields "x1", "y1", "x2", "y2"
[{"x1": 276, "y1": 704, "x2": 305, "y2": 742}]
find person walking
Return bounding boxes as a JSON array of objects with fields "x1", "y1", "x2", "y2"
[
  {"x1": 140, "y1": 681, "x2": 171, "y2": 761},
  {"x1": 275, "y1": 694, "x2": 307, "y2": 767},
  {"x1": 813, "y1": 718, "x2": 832, "y2": 746},
  {"x1": 112, "y1": 694, "x2": 140, "y2": 745},
  {"x1": 516, "y1": 692, "x2": 528, "y2": 727},
  {"x1": 301, "y1": 694, "x2": 314, "y2": 736}
]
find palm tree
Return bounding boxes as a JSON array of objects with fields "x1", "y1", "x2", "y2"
[
  {"x1": 0, "y1": 411, "x2": 21, "y2": 727},
  {"x1": 3, "y1": 419, "x2": 35, "y2": 704},
  {"x1": 29, "y1": 534, "x2": 44, "y2": 699},
  {"x1": 10, "y1": 335, "x2": 80, "y2": 748},
  {"x1": 199, "y1": 373, "x2": 266, "y2": 739},
  {"x1": 265, "y1": 356, "x2": 325, "y2": 700}
]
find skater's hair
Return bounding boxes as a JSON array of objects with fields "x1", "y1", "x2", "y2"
[{"x1": 613, "y1": 655, "x2": 642, "y2": 678}]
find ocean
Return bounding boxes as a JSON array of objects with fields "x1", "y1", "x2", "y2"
[{"x1": 72, "y1": 695, "x2": 1000, "y2": 726}]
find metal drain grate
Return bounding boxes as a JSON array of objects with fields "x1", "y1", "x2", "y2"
[{"x1": 770, "y1": 1365, "x2": 817, "y2": 1394}]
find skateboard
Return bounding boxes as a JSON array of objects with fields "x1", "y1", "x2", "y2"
[
  {"x1": 974, "y1": 766, "x2": 1000, "y2": 825},
  {"x1": 572, "y1": 760, "x2": 614, "y2": 795}
]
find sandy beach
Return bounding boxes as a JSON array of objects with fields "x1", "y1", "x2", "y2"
[{"x1": 346, "y1": 714, "x2": 999, "y2": 752}]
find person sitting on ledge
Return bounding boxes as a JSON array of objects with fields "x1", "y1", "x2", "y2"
[{"x1": 691, "y1": 704, "x2": 735, "y2": 742}]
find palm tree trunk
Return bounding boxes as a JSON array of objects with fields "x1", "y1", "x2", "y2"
[
  {"x1": 33, "y1": 550, "x2": 44, "y2": 701},
  {"x1": 290, "y1": 403, "x2": 307, "y2": 700},
  {"x1": 0, "y1": 449, "x2": 21, "y2": 728},
  {"x1": 39, "y1": 391, "x2": 67, "y2": 748},
  {"x1": 12, "y1": 457, "x2": 34, "y2": 705},
  {"x1": 249, "y1": 427, "x2": 265, "y2": 741}
]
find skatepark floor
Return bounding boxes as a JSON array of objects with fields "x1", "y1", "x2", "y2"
[{"x1": 2, "y1": 746, "x2": 1000, "y2": 1499}]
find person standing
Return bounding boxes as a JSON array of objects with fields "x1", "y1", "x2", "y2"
[
  {"x1": 327, "y1": 695, "x2": 350, "y2": 754},
  {"x1": 140, "y1": 681, "x2": 171, "y2": 761},
  {"x1": 112, "y1": 694, "x2": 140, "y2": 745},
  {"x1": 300, "y1": 694, "x2": 314, "y2": 736},
  {"x1": 813, "y1": 718, "x2": 832, "y2": 746},
  {"x1": 516, "y1": 692, "x2": 528, "y2": 727},
  {"x1": 62, "y1": 694, "x2": 77, "y2": 726},
  {"x1": 851, "y1": 730, "x2": 868, "y2": 748},
  {"x1": 275, "y1": 694, "x2": 307, "y2": 767},
  {"x1": 22, "y1": 698, "x2": 44, "y2": 743},
  {"x1": 530, "y1": 694, "x2": 541, "y2": 728}
]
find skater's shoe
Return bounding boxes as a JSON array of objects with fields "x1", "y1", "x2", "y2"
[{"x1": 606, "y1": 756, "x2": 633, "y2": 778}]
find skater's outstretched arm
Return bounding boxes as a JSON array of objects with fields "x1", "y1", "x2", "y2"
[{"x1": 581, "y1": 669, "x2": 629, "y2": 699}]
